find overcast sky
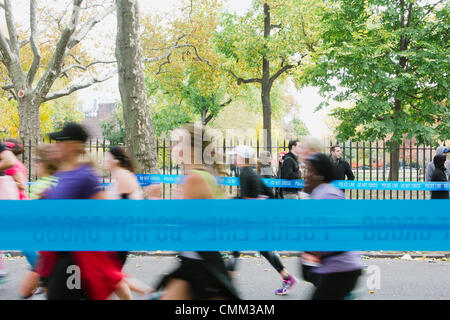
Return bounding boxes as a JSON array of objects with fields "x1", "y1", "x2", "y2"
[{"x1": 2, "y1": 0, "x2": 331, "y2": 137}]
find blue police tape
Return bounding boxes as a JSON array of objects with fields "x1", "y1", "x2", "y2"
[
  {"x1": 0, "y1": 199, "x2": 449, "y2": 251},
  {"x1": 135, "y1": 174, "x2": 450, "y2": 191},
  {"x1": 27, "y1": 174, "x2": 450, "y2": 191}
]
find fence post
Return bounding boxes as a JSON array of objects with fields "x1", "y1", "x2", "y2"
[
  {"x1": 349, "y1": 140, "x2": 353, "y2": 200},
  {"x1": 376, "y1": 140, "x2": 379, "y2": 200},
  {"x1": 169, "y1": 139, "x2": 172, "y2": 200}
]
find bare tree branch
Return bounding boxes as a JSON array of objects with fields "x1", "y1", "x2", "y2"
[
  {"x1": 228, "y1": 70, "x2": 261, "y2": 85},
  {"x1": 4, "y1": 0, "x2": 21, "y2": 57},
  {"x1": 35, "y1": 0, "x2": 84, "y2": 97},
  {"x1": 1, "y1": 84, "x2": 14, "y2": 90},
  {"x1": 182, "y1": 0, "x2": 193, "y2": 20},
  {"x1": 422, "y1": 0, "x2": 445, "y2": 22},
  {"x1": 1, "y1": 83, "x2": 16, "y2": 100},
  {"x1": 27, "y1": 0, "x2": 41, "y2": 87},
  {"x1": 19, "y1": 39, "x2": 29, "y2": 48},
  {"x1": 269, "y1": 56, "x2": 305, "y2": 86},
  {"x1": 60, "y1": 60, "x2": 116, "y2": 76},
  {"x1": 44, "y1": 72, "x2": 115, "y2": 102},
  {"x1": 144, "y1": 43, "x2": 212, "y2": 66},
  {"x1": 270, "y1": 23, "x2": 282, "y2": 30},
  {"x1": 219, "y1": 98, "x2": 232, "y2": 108},
  {"x1": 280, "y1": 56, "x2": 286, "y2": 68},
  {"x1": 67, "y1": 4, "x2": 115, "y2": 49},
  {"x1": 300, "y1": 14, "x2": 316, "y2": 53},
  {"x1": 80, "y1": 2, "x2": 110, "y2": 10},
  {"x1": 155, "y1": 53, "x2": 172, "y2": 75},
  {"x1": 0, "y1": 28, "x2": 13, "y2": 66},
  {"x1": 204, "y1": 99, "x2": 231, "y2": 124},
  {"x1": 269, "y1": 64, "x2": 295, "y2": 86}
]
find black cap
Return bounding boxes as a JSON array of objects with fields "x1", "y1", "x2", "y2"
[{"x1": 48, "y1": 122, "x2": 89, "y2": 142}]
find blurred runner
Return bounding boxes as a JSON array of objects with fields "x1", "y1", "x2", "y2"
[
  {"x1": 0, "y1": 142, "x2": 19, "y2": 283},
  {"x1": 298, "y1": 136, "x2": 322, "y2": 197},
  {"x1": 301, "y1": 153, "x2": 363, "y2": 300},
  {"x1": 105, "y1": 146, "x2": 153, "y2": 298},
  {"x1": 34, "y1": 123, "x2": 128, "y2": 300},
  {"x1": 155, "y1": 123, "x2": 240, "y2": 300},
  {"x1": 4, "y1": 140, "x2": 29, "y2": 200},
  {"x1": 20, "y1": 144, "x2": 59, "y2": 298},
  {"x1": 228, "y1": 146, "x2": 298, "y2": 295},
  {"x1": 0, "y1": 142, "x2": 19, "y2": 200}
]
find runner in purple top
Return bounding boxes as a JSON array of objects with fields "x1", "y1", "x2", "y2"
[
  {"x1": 37, "y1": 123, "x2": 131, "y2": 300},
  {"x1": 43, "y1": 164, "x2": 102, "y2": 200},
  {"x1": 301, "y1": 153, "x2": 363, "y2": 300}
]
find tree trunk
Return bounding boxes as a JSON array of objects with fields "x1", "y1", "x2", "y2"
[
  {"x1": 261, "y1": 81, "x2": 272, "y2": 152},
  {"x1": 201, "y1": 107, "x2": 207, "y2": 125},
  {"x1": 388, "y1": 141, "x2": 400, "y2": 181},
  {"x1": 17, "y1": 93, "x2": 41, "y2": 168},
  {"x1": 115, "y1": 0, "x2": 159, "y2": 174},
  {"x1": 262, "y1": 3, "x2": 272, "y2": 152}
]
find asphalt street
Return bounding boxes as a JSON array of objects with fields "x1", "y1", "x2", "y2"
[{"x1": 1, "y1": 255, "x2": 449, "y2": 300}]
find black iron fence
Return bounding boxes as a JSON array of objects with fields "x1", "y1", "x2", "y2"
[{"x1": 1, "y1": 137, "x2": 443, "y2": 200}]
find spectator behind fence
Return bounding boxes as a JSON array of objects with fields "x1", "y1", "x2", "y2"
[
  {"x1": 280, "y1": 140, "x2": 302, "y2": 199},
  {"x1": 426, "y1": 146, "x2": 449, "y2": 182},
  {"x1": 274, "y1": 151, "x2": 288, "y2": 199},
  {"x1": 257, "y1": 151, "x2": 276, "y2": 179},
  {"x1": 329, "y1": 145, "x2": 355, "y2": 181},
  {"x1": 431, "y1": 154, "x2": 449, "y2": 200}
]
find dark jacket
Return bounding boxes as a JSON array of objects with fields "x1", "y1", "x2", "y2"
[
  {"x1": 330, "y1": 156, "x2": 355, "y2": 181},
  {"x1": 280, "y1": 152, "x2": 300, "y2": 194},
  {"x1": 239, "y1": 166, "x2": 274, "y2": 199},
  {"x1": 431, "y1": 155, "x2": 449, "y2": 199}
]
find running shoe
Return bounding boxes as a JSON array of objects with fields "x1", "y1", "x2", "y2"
[
  {"x1": 34, "y1": 287, "x2": 45, "y2": 295},
  {"x1": 275, "y1": 275, "x2": 298, "y2": 295},
  {"x1": 0, "y1": 272, "x2": 8, "y2": 284}
]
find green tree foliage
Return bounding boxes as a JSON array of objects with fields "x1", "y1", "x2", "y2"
[
  {"x1": 49, "y1": 95, "x2": 84, "y2": 130},
  {"x1": 100, "y1": 105, "x2": 125, "y2": 145},
  {"x1": 214, "y1": 0, "x2": 323, "y2": 150},
  {"x1": 293, "y1": 117, "x2": 310, "y2": 137},
  {"x1": 152, "y1": 103, "x2": 192, "y2": 136},
  {"x1": 303, "y1": 0, "x2": 449, "y2": 180},
  {"x1": 142, "y1": 0, "x2": 238, "y2": 130}
]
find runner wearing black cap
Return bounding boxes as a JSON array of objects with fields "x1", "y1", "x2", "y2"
[{"x1": 35, "y1": 123, "x2": 130, "y2": 300}]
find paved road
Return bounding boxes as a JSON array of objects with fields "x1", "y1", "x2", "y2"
[{"x1": 1, "y1": 255, "x2": 449, "y2": 300}]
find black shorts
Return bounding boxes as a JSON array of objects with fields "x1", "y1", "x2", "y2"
[
  {"x1": 157, "y1": 253, "x2": 240, "y2": 300},
  {"x1": 47, "y1": 253, "x2": 89, "y2": 300},
  {"x1": 117, "y1": 251, "x2": 128, "y2": 267}
]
